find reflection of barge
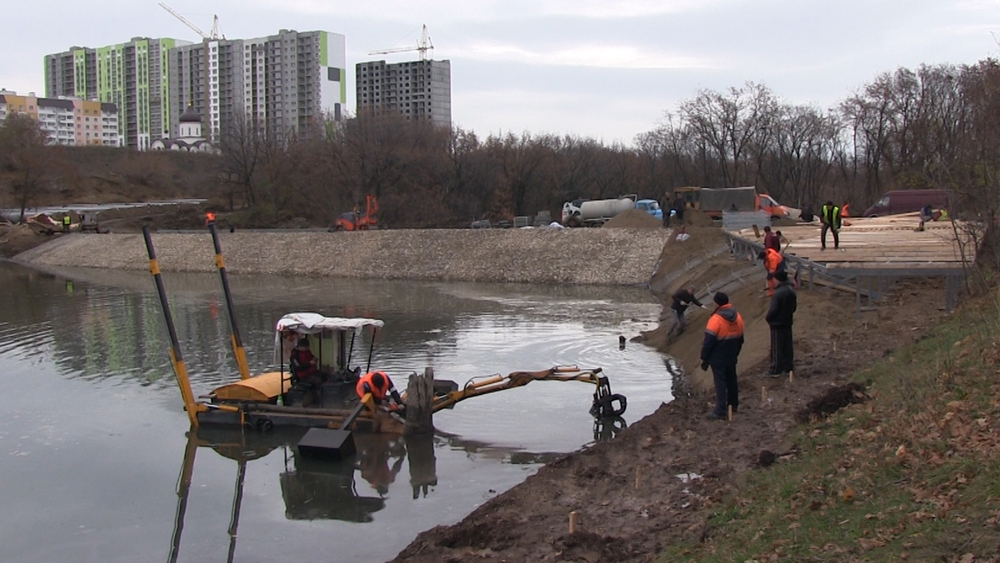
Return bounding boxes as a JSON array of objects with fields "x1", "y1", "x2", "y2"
[
  {"x1": 168, "y1": 427, "x2": 438, "y2": 562},
  {"x1": 142, "y1": 225, "x2": 627, "y2": 434}
]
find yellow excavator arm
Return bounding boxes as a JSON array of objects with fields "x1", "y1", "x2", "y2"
[{"x1": 429, "y1": 366, "x2": 626, "y2": 418}]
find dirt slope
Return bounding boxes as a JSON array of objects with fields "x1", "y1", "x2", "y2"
[{"x1": 390, "y1": 227, "x2": 947, "y2": 563}]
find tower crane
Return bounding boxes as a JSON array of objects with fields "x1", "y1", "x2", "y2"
[
  {"x1": 159, "y1": 2, "x2": 223, "y2": 40},
  {"x1": 369, "y1": 24, "x2": 434, "y2": 61}
]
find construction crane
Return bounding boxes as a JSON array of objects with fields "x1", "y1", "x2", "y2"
[
  {"x1": 369, "y1": 24, "x2": 434, "y2": 61},
  {"x1": 159, "y1": 2, "x2": 223, "y2": 40}
]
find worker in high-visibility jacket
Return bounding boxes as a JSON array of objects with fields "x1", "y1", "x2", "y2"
[
  {"x1": 821, "y1": 201, "x2": 842, "y2": 250},
  {"x1": 700, "y1": 292, "x2": 745, "y2": 420},
  {"x1": 356, "y1": 371, "x2": 405, "y2": 413},
  {"x1": 758, "y1": 248, "x2": 786, "y2": 296}
]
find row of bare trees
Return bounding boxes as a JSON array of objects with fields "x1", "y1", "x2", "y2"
[
  {"x1": 3, "y1": 58, "x2": 997, "y2": 231},
  {"x1": 214, "y1": 58, "x2": 1000, "y2": 230}
]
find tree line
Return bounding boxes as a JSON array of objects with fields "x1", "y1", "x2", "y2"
[
  {"x1": 4, "y1": 58, "x2": 999, "y2": 232},
  {"x1": 214, "y1": 58, "x2": 1000, "y2": 229}
]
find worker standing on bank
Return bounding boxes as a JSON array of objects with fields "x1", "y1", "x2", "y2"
[
  {"x1": 758, "y1": 248, "x2": 786, "y2": 296},
  {"x1": 701, "y1": 292, "x2": 745, "y2": 420},
  {"x1": 62, "y1": 213, "x2": 72, "y2": 233},
  {"x1": 764, "y1": 270, "x2": 797, "y2": 377},
  {"x1": 821, "y1": 201, "x2": 841, "y2": 250}
]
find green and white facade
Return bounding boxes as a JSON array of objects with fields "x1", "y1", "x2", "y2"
[
  {"x1": 46, "y1": 30, "x2": 345, "y2": 148},
  {"x1": 46, "y1": 37, "x2": 188, "y2": 149}
]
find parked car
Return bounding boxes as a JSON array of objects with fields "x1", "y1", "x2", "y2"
[{"x1": 862, "y1": 190, "x2": 953, "y2": 217}]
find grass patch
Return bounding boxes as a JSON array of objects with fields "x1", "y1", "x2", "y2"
[{"x1": 659, "y1": 302, "x2": 1000, "y2": 562}]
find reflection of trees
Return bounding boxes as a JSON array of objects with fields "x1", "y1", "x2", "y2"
[{"x1": 9, "y1": 264, "x2": 654, "y2": 392}]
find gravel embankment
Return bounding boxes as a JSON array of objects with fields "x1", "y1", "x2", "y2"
[{"x1": 14, "y1": 228, "x2": 672, "y2": 286}]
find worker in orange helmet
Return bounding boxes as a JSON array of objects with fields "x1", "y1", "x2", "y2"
[
  {"x1": 356, "y1": 371, "x2": 405, "y2": 414},
  {"x1": 758, "y1": 248, "x2": 786, "y2": 296}
]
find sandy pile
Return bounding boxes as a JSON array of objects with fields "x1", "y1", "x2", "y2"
[{"x1": 603, "y1": 208, "x2": 664, "y2": 229}]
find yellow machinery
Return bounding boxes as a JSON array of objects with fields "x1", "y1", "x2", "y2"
[
  {"x1": 142, "y1": 226, "x2": 628, "y2": 432},
  {"x1": 432, "y1": 366, "x2": 626, "y2": 418}
]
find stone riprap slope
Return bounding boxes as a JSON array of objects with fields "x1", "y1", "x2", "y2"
[{"x1": 15, "y1": 228, "x2": 672, "y2": 286}]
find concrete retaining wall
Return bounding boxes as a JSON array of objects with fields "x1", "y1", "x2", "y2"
[{"x1": 14, "y1": 228, "x2": 673, "y2": 286}]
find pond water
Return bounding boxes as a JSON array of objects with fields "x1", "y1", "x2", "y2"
[{"x1": 0, "y1": 263, "x2": 673, "y2": 563}]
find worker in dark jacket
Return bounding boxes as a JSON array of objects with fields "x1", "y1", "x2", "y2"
[
  {"x1": 289, "y1": 338, "x2": 322, "y2": 386},
  {"x1": 764, "y1": 271, "x2": 797, "y2": 377},
  {"x1": 763, "y1": 226, "x2": 780, "y2": 252},
  {"x1": 701, "y1": 292, "x2": 745, "y2": 420},
  {"x1": 667, "y1": 285, "x2": 705, "y2": 337}
]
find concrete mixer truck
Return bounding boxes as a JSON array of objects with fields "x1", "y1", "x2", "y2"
[{"x1": 562, "y1": 195, "x2": 641, "y2": 227}]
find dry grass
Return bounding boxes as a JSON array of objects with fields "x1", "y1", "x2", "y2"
[{"x1": 657, "y1": 297, "x2": 1000, "y2": 562}]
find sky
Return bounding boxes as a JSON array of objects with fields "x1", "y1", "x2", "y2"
[{"x1": 2, "y1": 0, "x2": 998, "y2": 145}]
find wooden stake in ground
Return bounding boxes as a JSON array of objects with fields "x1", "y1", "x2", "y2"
[
  {"x1": 788, "y1": 370, "x2": 794, "y2": 383},
  {"x1": 728, "y1": 405, "x2": 733, "y2": 421},
  {"x1": 761, "y1": 385, "x2": 767, "y2": 404},
  {"x1": 635, "y1": 467, "x2": 641, "y2": 490},
  {"x1": 568, "y1": 511, "x2": 577, "y2": 534}
]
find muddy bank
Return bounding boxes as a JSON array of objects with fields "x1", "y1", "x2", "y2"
[
  {"x1": 388, "y1": 225, "x2": 949, "y2": 562},
  {"x1": 13, "y1": 228, "x2": 672, "y2": 286}
]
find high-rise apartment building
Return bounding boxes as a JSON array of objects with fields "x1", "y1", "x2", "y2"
[
  {"x1": 44, "y1": 30, "x2": 346, "y2": 148},
  {"x1": 356, "y1": 59, "x2": 451, "y2": 128},
  {"x1": 0, "y1": 90, "x2": 119, "y2": 147},
  {"x1": 45, "y1": 37, "x2": 188, "y2": 149},
  {"x1": 167, "y1": 30, "x2": 345, "y2": 143}
]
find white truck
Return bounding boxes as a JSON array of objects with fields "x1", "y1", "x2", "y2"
[{"x1": 562, "y1": 195, "x2": 638, "y2": 227}]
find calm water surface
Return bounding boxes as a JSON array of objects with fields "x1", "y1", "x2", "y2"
[{"x1": 0, "y1": 263, "x2": 673, "y2": 563}]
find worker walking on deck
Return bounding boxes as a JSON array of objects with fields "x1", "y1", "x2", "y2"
[
  {"x1": 357, "y1": 371, "x2": 405, "y2": 413},
  {"x1": 701, "y1": 292, "x2": 745, "y2": 420},
  {"x1": 821, "y1": 201, "x2": 841, "y2": 250},
  {"x1": 764, "y1": 271, "x2": 797, "y2": 377},
  {"x1": 758, "y1": 248, "x2": 786, "y2": 296},
  {"x1": 667, "y1": 285, "x2": 705, "y2": 338}
]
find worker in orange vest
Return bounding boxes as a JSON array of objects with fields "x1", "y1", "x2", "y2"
[
  {"x1": 758, "y1": 248, "x2": 786, "y2": 296},
  {"x1": 356, "y1": 371, "x2": 405, "y2": 413}
]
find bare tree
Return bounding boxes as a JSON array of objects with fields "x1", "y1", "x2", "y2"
[
  {"x1": 0, "y1": 114, "x2": 51, "y2": 223},
  {"x1": 218, "y1": 113, "x2": 270, "y2": 208}
]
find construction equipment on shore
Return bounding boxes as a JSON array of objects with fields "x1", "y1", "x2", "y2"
[{"x1": 333, "y1": 195, "x2": 378, "y2": 231}]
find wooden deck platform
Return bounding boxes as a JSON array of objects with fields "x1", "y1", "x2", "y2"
[
  {"x1": 733, "y1": 212, "x2": 974, "y2": 271},
  {"x1": 726, "y1": 212, "x2": 975, "y2": 313}
]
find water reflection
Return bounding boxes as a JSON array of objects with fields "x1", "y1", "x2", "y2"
[
  {"x1": 168, "y1": 426, "x2": 445, "y2": 561},
  {"x1": 0, "y1": 262, "x2": 672, "y2": 563}
]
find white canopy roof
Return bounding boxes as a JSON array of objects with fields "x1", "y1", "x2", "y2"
[{"x1": 275, "y1": 312, "x2": 384, "y2": 334}]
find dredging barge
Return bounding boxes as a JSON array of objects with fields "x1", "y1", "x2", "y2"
[{"x1": 142, "y1": 225, "x2": 628, "y2": 435}]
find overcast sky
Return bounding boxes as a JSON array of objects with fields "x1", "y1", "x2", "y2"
[{"x1": 2, "y1": 0, "x2": 998, "y2": 144}]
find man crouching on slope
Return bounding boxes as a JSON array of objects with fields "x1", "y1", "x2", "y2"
[{"x1": 700, "y1": 292, "x2": 745, "y2": 420}]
